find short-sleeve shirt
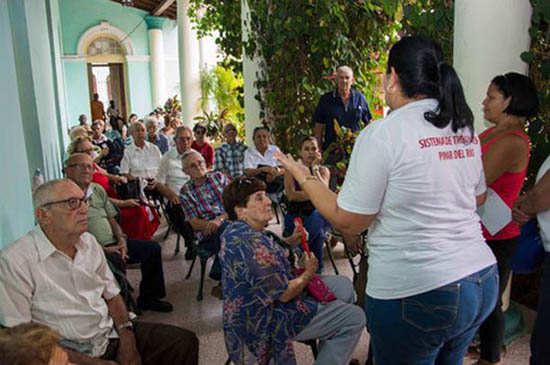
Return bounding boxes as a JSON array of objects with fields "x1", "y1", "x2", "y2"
[
  {"x1": 214, "y1": 142, "x2": 248, "y2": 178},
  {"x1": 86, "y1": 183, "x2": 119, "y2": 245},
  {"x1": 156, "y1": 147, "x2": 190, "y2": 194},
  {"x1": 120, "y1": 141, "x2": 162, "y2": 178},
  {"x1": 312, "y1": 89, "x2": 372, "y2": 150},
  {"x1": 147, "y1": 133, "x2": 170, "y2": 154},
  {"x1": 244, "y1": 145, "x2": 282, "y2": 170},
  {"x1": 337, "y1": 98, "x2": 495, "y2": 299},
  {"x1": 179, "y1": 171, "x2": 229, "y2": 242},
  {"x1": 0, "y1": 227, "x2": 120, "y2": 357},
  {"x1": 220, "y1": 221, "x2": 318, "y2": 364}
]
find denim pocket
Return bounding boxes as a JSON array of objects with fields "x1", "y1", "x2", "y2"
[{"x1": 402, "y1": 282, "x2": 460, "y2": 332}]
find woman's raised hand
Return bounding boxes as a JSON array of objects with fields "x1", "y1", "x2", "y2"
[{"x1": 274, "y1": 151, "x2": 311, "y2": 181}]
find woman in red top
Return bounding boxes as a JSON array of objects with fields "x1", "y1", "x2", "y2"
[
  {"x1": 68, "y1": 136, "x2": 160, "y2": 240},
  {"x1": 477, "y1": 73, "x2": 539, "y2": 365},
  {"x1": 192, "y1": 123, "x2": 215, "y2": 168}
]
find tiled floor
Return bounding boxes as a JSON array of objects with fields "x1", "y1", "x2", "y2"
[{"x1": 128, "y1": 218, "x2": 532, "y2": 364}]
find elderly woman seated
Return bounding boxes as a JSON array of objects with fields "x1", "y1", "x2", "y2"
[{"x1": 220, "y1": 177, "x2": 365, "y2": 365}]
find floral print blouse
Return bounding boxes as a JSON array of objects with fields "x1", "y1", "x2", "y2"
[{"x1": 220, "y1": 220, "x2": 318, "y2": 364}]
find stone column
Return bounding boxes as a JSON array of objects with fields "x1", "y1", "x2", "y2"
[
  {"x1": 145, "y1": 16, "x2": 167, "y2": 109},
  {"x1": 453, "y1": 0, "x2": 532, "y2": 133},
  {"x1": 177, "y1": 0, "x2": 201, "y2": 127},
  {"x1": 241, "y1": 0, "x2": 263, "y2": 146}
]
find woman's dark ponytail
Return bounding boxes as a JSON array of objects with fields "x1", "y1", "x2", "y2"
[
  {"x1": 425, "y1": 63, "x2": 474, "y2": 134},
  {"x1": 388, "y1": 36, "x2": 474, "y2": 135}
]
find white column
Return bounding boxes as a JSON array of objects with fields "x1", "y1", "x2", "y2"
[
  {"x1": 453, "y1": 0, "x2": 532, "y2": 133},
  {"x1": 177, "y1": 0, "x2": 201, "y2": 127},
  {"x1": 241, "y1": 0, "x2": 263, "y2": 146},
  {"x1": 145, "y1": 16, "x2": 167, "y2": 108}
]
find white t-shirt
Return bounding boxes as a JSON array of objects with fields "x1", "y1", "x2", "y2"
[
  {"x1": 536, "y1": 155, "x2": 550, "y2": 252},
  {"x1": 244, "y1": 145, "x2": 282, "y2": 169},
  {"x1": 156, "y1": 147, "x2": 190, "y2": 194},
  {"x1": 338, "y1": 98, "x2": 496, "y2": 299},
  {"x1": 120, "y1": 141, "x2": 162, "y2": 178}
]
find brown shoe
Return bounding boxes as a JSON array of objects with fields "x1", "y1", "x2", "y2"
[{"x1": 211, "y1": 284, "x2": 223, "y2": 299}]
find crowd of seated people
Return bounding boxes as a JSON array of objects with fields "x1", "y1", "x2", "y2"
[{"x1": 2, "y1": 33, "x2": 547, "y2": 365}]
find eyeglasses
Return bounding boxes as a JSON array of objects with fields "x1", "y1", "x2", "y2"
[
  {"x1": 66, "y1": 163, "x2": 94, "y2": 171},
  {"x1": 40, "y1": 196, "x2": 91, "y2": 210}
]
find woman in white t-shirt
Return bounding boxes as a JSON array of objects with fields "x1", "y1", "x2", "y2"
[{"x1": 277, "y1": 36, "x2": 498, "y2": 365}]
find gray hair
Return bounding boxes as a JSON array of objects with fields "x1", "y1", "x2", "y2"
[
  {"x1": 181, "y1": 150, "x2": 204, "y2": 170},
  {"x1": 32, "y1": 179, "x2": 70, "y2": 210},
  {"x1": 129, "y1": 121, "x2": 145, "y2": 134},
  {"x1": 67, "y1": 135, "x2": 92, "y2": 156},
  {"x1": 143, "y1": 116, "x2": 158, "y2": 128},
  {"x1": 336, "y1": 65, "x2": 353, "y2": 76},
  {"x1": 175, "y1": 126, "x2": 192, "y2": 139}
]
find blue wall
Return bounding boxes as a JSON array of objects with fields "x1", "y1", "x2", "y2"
[{"x1": 1, "y1": 0, "x2": 68, "y2": 248}]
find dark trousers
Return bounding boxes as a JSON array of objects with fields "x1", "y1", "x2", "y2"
[
  {"x1": 479, "y1": 237, "x2": 519, "y2": 363},
  {"x1": 199, "y1": 221, "x2": 229, "y2": 281},
  {"x1": 531, "y1": 253, "x2": 550, "y2": 365},
  {"x1": 107, "y1": 239, "x2": 167, "y2": 303},
  {"x1": 165, "y1": 202, "x2": 195, "y2": 249},
  {"x1": 101, "y1": 321, "x2": 199, "y2": 365}
]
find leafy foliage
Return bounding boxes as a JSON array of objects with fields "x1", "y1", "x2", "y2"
[
  {"x1": 523, "y1": 0, "x2": 550, "y2": 188},
  {"x1": 189, "y1": 0, "x2": 402, "y2": 155},
  {"x1": 195, "y1": 65, "x2": 245, "y2": 143}
]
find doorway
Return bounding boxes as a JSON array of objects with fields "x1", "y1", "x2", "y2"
[{"x1": 87, "y1": 63, "x2": 127, "y2": 124}]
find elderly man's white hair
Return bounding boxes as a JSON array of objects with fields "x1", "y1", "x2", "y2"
[
  {"x1": 129, "y1": 121, "x2": 146, "y2": 134},
  {"x1": 143, "y1": 115, "x2": 159, "y2": 127},
  {"x1": 32, "y1": 179, "x2": 72, "y2": 210},
  {"x1": 336, "y1": 65, "x2": 354, "y2": 76},
  {"x1": 181, "y1": 149, "x2": 204, "y2": 170}
]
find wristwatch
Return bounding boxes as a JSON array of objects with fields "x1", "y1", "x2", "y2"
[{"x1": 117, "y1": 320, "x2": 134, "y2": 332}]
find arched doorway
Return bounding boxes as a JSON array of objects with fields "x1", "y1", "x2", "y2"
[{"x1": 86, "y1": 36, "x2": 127, "y2": 124}]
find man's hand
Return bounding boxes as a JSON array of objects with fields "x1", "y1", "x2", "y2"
[
  {"x1": 512, "y1": 199, "x2": 532, "y2": 226},
  {"x1": 116, "y1": 331, "x2": 142, "y2": 365},
  {"x1": 104, "y1": 245, "x2": 122, "y2": 256},
  {"x1": 117, "y1": 237, "x2": 129, "y2": 260},
  {"x1": 206, "y1": 218, "x2": 222, "y2": 235},
  {"x1": 169, "y1": 191, "x2": 180, "y2": 205}
]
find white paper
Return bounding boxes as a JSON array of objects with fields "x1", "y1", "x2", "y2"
[{"x1": 476, "y1": 188, "x2": 512, "y2": 235}]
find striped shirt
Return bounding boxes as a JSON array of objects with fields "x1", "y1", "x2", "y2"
[{"x1": 179, "y1": 171, "x2": 229, "y2": 241}]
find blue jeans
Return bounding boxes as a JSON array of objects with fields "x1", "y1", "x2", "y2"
[
  {"x1": 284, "y1": 210, "x2": 330, "y2": 271},
  {"x1": 365, "y1": 264, "x2": 498, "y2": 365}
]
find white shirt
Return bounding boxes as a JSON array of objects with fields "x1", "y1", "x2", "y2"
[
  {"x1": 0, "y1": 227, "x2": 120, "y2": 357},
  {"x1": 157, "y1": 147, "x2": 190, "y2": 194},
  {"x1": 120, "y1": 141, "x2": 162, "y2": 178},
  {"x1": 536, "y1": 155, "x2": 550, "y2": 252},
  {"x1": 338, "y1": 99, "x2": 496, "y2": 299},
  {"x1": 244, "y1": 144, "x2": 282, "y2": 169}
]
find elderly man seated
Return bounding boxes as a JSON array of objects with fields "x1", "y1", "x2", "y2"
[
  {"x1": 120, "y1": 121, "x2": 162, "y2": 186},
  {"x1": 65, "y1": 153, "x2": 172, "y2": 313},
  {"x1": 214, "y1": 123, "x2": 248, "y2": 178},
  {"x1": 0, "y1": 179, "x2": 199, "y2": 364},
  {"x1": 145, "y1": 116, "x2": 170, "y2": 154},
  {"x1": 156, "y1": 126, "x2": 195, "y2": 259},
  {"x1": 244, "y1": 126, "x2": 285, "y2": 193},
  {"x1": 179, "y1": 150, "x2": 230, "y2": 297}
]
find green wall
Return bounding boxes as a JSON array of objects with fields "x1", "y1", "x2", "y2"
[
  {"x1": 1, "y1": 0, "x2": 68, "y2": 248},
  {"x1": 60, "y1": 0, "x2": 154, "y2": 125},
  {"x1": 59, "y1": 0, "x2": 150, "y2": 55},
  {"x1": 63, "y1": 61, "x2": 91, "y2": 126}
]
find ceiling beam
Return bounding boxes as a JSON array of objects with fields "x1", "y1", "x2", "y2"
[{"x1": 151, "y1": 0, "x2": 176, "y2": 16}]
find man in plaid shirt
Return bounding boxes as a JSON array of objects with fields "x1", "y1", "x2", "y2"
[
  {"x1": 179, "y1": 150, "x2": 230, "y2": 292},
  {"x1": 214, "y1": 123, "x2": 248, "y2": 178}
]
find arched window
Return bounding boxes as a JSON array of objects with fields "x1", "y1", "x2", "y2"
[{"x1": 87, "y1": 37, "x2": 123, "y2": 56}]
